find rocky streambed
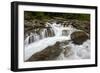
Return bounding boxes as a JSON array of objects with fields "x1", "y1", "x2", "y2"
[{"x1": 24, "y1": 18, "x2": 90, "y2": 62}]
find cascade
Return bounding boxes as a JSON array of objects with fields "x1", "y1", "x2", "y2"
[
  {"x1": 24, "y1": 22, "x2": 90, "y2": 61},
  {"x1": 24, "y1": 22, "x2": 73, "y2": 46}
]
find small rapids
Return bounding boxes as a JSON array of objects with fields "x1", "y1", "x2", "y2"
[
  {"x1": 57, "y1": 40, "x2": 90, "y2": 60},
  {"x1": 24, "y1": 22, "x2": 90, "y2": 61}
]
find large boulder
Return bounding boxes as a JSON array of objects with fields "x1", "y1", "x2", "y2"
[
  {"x1": 27, "y1": 42, "x2": 63, "y2": 61},
  {"x1": 71, "y1": 31, "x2": 89, "y2": 45}
]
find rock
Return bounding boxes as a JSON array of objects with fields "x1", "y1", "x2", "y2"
[
  {"x1": 31, "y1": 19, "x2": 46, "y2": 27},
  {"x1": 60, "y1": 41, "x2": 70, "y2": 48},
  {"x1": 63, "y1": 21, "x2": 70, "y2": 27},
  {"x1": 53, "y1": 17, "x2": 65, "y2": 20},
  {"x1": 62, "y1": 30, "x2": 69, "y2": 36},
  {"x1": 27, "y1": 42, "x2": 63, "y2": 61},
  {"x1": 56, "y1": 20, "x2": 63, "y2": 24},
  {"x1": 47, "y1": 19, "x2": 55, "y2": 24},
  {"x1": 70, "y1": 20, "x2": 90, "y2": 34},
  {"x1": 24, "y1": 20, "x2": 33, "y2": 27},
  {"x1": 24, "y1": 19, "x2": 49, "y2": 36},
  {"x1": 45, "y1": 28, "x2": 55, "y2": 37},
  {"x1": 63, "y1": 46, "x2": 73, "y2": 57},
  {"x1": 71, "y1": 31, "x2": 89, "y2": 45}
]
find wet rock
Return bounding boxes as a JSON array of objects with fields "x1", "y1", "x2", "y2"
[
  {"x1": 63, "y1": 46, "x2": 73, "y2": 57},
  {"x1": 31, "y1": 19, "x2": 46, "y2": 27},
  {"x1": 60, "y1": 41, "x2": 70, "y2": 48},
  {"x1": 63, "y1": 21, "x2": 70, "y2": 27},
  {"x1": 71, "y1": 31, "x2": 89, "y2": 45},
  {"x1": 56, "y1": 20, "x2": 63, "y2": 24},
  {"x1": 45, "y1": 28, "x2": 55, "y2": 37},
  {"x1": 70, "y1": 20, "x2": 90, "y2": 34},
  {"x1": 27, "y1": 42, "x2": 63, "y2": 61},
  {"x1": 62, "y1": 30, "x2": 69, "y2": 36}
]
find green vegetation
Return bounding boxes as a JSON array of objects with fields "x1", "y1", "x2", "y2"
[{"x1": 24, "y1": 11, "x2": 90, "y2": 21}]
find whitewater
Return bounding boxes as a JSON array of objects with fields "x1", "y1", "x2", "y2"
[{"x1": 24, "y1": 22, "x2": 90, "y2": 61}]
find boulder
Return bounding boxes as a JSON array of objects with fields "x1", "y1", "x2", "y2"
[
  {"x1": 71, "y1": 31, "x2": 89, "y2": 45},
  {"x1": 27, "y1": 42, "x2": 63, "y2": 61}
]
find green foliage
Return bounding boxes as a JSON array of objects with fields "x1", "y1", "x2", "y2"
[{"x1": 24, "y1": 11, "x2": 90, "y2": 21}]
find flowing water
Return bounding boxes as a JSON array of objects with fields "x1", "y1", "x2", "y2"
[{"x1": 24, "y1": 22, "x2": 90, "y2": 61}]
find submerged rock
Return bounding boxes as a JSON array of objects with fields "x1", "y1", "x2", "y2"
[
  {"x1": 62, "y1": 30, "x2": 69, "y2": 36},
  {"x1": 27, "y1": 42, "x2": 63, "y2": 61},
  {"x1": 71, "y1": 31, "x2": 89, "y2": 45}
]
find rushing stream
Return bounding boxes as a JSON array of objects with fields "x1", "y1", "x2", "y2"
[{"x1": 24, "y1": 22, "x2": 90, "y2": 61}]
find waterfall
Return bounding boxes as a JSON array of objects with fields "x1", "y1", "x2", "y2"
[
  {"x1": 24, "y1": 22, "x2": 75, "y2": 46},
  {"x1": 24, "y1": 36, "x2": 30, "y2": 46},
  {"x1": 40, "y1": 29, "x2": 45, "y2": 39},
  {"x1": 24, "y1": 22, "x2": 74, "y2": 60}
]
